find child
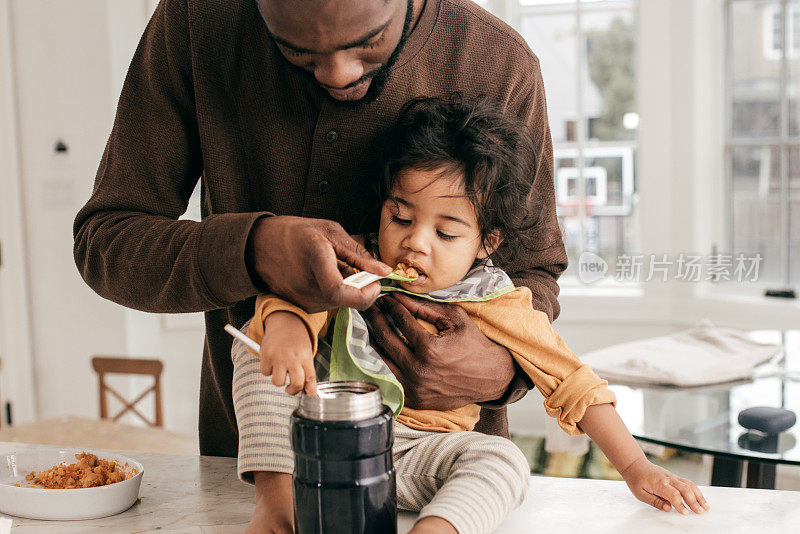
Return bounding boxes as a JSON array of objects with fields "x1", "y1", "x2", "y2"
[{"x1": 231, "y1": 96, "x2": 709, "y2": 534}]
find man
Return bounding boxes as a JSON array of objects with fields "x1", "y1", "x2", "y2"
[{"x1": 74, "y1": 0, "x2": 566, "y2": 460}]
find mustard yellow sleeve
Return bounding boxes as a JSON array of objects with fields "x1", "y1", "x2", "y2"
[
  {"x1": 461, "y1": 287, "x2": 617, "y2": 436},
  {"x1": 245, "y1": 294, "x2": 334, "y2": 357}
]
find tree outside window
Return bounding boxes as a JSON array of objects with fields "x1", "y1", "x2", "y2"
[{"x1": 479, "y1": 0, "x2": 640, "y2": 284}]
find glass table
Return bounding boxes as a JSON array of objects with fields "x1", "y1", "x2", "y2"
[{"x1": 609, "y1": 351, "x2": 799, "y2": 489}]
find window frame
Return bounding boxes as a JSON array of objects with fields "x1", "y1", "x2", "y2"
[
  {"x1": 762, "y1": 3, "x2": 800, "y2": 60},
  {"x1": 476, "y1": 0, "x2": 800, "y2": 329},
  {"x1": 725, "y1": 0, "x2": 800, "y2": 289},
  {"x1": 485, "y1": 0, "x2": 641, "y2": 287}
]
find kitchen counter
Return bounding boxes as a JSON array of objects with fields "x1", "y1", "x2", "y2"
[{"x1": 2, "y1": 441, "x2": 798, "y2": 533}]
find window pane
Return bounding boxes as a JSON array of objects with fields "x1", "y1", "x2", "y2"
[
  {"x1": 730, "y1": 1, "x2": 781, "y2": 138},
  {"x1": 584, "y1": 149, "x2": 638, "y2": 266},
  {"x1": 730, "y1": 146, "x2": 783, "y2": 284},
  {"x1": 790, "y1": 147, "x2": 800, "y2": 285},
  {"x1": 790, "y1": 1, "x2": 800, "y2": 137},
  {"x1": 555, "y1": 151, "x2": 638, "y2": 279},
  {"x1": 522, "y1": 2, "x2": 639, "y2": 284},
  {"x1": 555, "y1": 155, "x2": 581, "y2": 277},
  {"x1": 520, "y1": 13, "x2": 578, "y2": 143},
  {"x1": 582, "y1": 9, "x2": 638, "y2": 141}
]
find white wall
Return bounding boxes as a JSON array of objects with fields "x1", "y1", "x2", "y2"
[
  {"x1": 0, "y1": 0, "x2": 209, "y2": 434},
  {"x1": 7, "y1": 0, "x2": 129, "y2": 423},
  {"x1": 0, "y1": 0, "x2": 212, "y2": 435},
  {"x1": 0, "y1": 0, "x2": 36, "y2": 424}
]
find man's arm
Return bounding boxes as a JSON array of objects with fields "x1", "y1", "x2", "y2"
[
  {"x1": 74, "y1": 0, "x2": 265, "y2": 313},
  {"x1": 74, "y1": 0, "x2": 389, "y2": 314},
  {"x1": 503, "y1": 52, "x2": 568, "y2": 324}
]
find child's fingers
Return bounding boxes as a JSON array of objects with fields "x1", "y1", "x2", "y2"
[
  {"x1": 655, "y1": 481, "x2": 689, "y2": 515},
  {"x1": 302, "y1": 360, "x2": 317, "y2": 396},
  {"x1": 670, "y1": 479, "x2": 703, "y2": 514},
  {"x1": 284, "y1": 364, "x2": 305, "y2": 395},
  {"x1": 677, "y1": 478, "x2": 710, "y2": 512},
  {"x1": 646, "y1": 491, "x2": 672, "y2": 513},
  {"x1": 271, "y1": 365, "x2": 287, "y2": 387}
]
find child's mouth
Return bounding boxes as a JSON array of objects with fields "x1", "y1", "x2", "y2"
[
  {"x1": 403, "y1": 273, "x2": 428, "y2": 286},
  {"x1": 397, "y1": 260, "x2": 428, "y2": 286}
]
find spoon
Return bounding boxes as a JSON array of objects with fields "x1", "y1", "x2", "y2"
[
  {"x1": 343, "y1": 269, "x2": 418, "y2": 289},
  {"x1": 224, "y1": 324, "x2": 294, "y2": 386}
]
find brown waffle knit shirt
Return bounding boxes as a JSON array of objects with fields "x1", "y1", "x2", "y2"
[{"x1": 73, "y1": 0, "x2": 568, "y2": 457}]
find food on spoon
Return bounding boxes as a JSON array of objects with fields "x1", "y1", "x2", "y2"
[
  {"x1": 393, "y1": 262, "x2": 419, "y2": 279},
  {"x1": 24, "y1": 452, "x2": 136, "y2": 489}
]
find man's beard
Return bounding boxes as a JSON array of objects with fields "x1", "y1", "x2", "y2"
[{"x1": 296, "y1": 0, "x2": 414, "y2": 108}]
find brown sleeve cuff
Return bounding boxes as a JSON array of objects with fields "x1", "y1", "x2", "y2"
[
  {"x1": 196, "y1": 211, "x2": 272, "y2": 306},
  {"x1": 245, "y1": 214, "x2": 274, "y2": 293}
]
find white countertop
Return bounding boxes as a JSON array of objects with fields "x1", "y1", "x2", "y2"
[{"x1": 1, "y1": 441, "x2": 798, "y2": 533}]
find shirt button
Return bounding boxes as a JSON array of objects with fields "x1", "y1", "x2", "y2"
[
  {"x1": 318, "y1": 180, "x2": 331, "y2": 193},
  {"x1": 325, "y1": 130, "x2": 339, "y2": 143}
]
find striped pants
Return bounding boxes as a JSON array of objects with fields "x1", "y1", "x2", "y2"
[{"x1": 232, "y1": 331, "x2": 530, "y2": 534}]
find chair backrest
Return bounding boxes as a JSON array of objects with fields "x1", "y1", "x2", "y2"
[{"x1": 91, "y1": 356, "x2": 164, "y2": 427}]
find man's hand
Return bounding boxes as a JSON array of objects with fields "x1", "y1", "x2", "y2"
[
  {"x1": 361, "y1": 292, "x2": 515, "y2": 410},
  {"x1": 251, "y1": 216, "x2": 392, "y2": 313}
]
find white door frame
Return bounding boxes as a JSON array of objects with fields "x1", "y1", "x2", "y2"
[{"x1": 0, "y1": 0, "x2": 37, "y2": 424}]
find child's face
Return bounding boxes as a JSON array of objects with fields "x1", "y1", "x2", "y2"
[{"x1": 378, "y1": 166, "x2": 497, "y2": 293}]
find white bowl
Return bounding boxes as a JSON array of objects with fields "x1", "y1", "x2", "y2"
[{"x1": 0, "y1": 447, "x2": 144, "y2": 520}]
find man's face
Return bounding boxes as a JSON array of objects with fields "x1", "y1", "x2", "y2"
[{"x1": 257, "y1": 0, "x2": 411, "y2": 104}]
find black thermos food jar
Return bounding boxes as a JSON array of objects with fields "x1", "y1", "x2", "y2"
[{"x1": 291, "y1": 381, "x2": 397, "y2": 534}]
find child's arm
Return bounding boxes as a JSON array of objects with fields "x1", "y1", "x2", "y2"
[
  {"x1": 577, "y1": 403, "x2": 710, "y2": 515},
  {"x1": 462, "y1": 288, "x2": 710, "y2": 514},
  {"x1": 246, "y1": 294, "x2": 334, "y2": 396}
]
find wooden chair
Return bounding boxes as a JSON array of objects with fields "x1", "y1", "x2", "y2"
[{"x1": 91, "y1": 356, "x2": 164, "y2": 427}]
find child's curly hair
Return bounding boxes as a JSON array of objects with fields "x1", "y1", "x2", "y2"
[{"x1": 373, "y1": 93, "x2": 544, "y2": 268}]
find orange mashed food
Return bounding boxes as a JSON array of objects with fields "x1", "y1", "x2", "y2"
[
  {"x1": 393, "y1": 262, "x2": 419, "y2": 279},
  {"x1": 24, "y1": 452, "x2": 135, "y2": 489}
]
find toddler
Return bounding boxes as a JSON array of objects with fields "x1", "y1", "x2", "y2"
[{"x1": 231, "y1": 95, "x2": 709, "y2": 534}]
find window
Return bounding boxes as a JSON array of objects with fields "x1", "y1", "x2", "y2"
[
  {"x1": 726, "y1": 0, "x2": 800, "y2": 287},
  {"x1": 480, "y1": 1, "x2": 640, "y2": 284},
  {"x1": 762, "y1": 3, "x2": 800, "y2": 60}
]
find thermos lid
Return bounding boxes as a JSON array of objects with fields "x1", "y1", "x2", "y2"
[{"x1": 298, "y1": 381, "x2": 383, "y2": 421}]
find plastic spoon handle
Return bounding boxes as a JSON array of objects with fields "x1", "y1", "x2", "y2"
[
  {"x1": 224, "y1": 324, "x2": 261, "y2": 352},
  {"x1": 343, "y1": 270, "x2": 418, "y2": 289}
]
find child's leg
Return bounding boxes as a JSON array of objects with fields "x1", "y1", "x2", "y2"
[
  {"x1": 393, "y1": 425, "x2": 531, "y2": 534},
  {"x1": 231, "y1": 323, "x2": 299, "y2": 532}
]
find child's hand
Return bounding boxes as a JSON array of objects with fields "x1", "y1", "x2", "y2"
[
  {"x1": 620, "y1": 457, "x2": 710, "y2": 515},
  {"x1": 261, "y1": 311, "x2": 317, "y2": 396}
]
